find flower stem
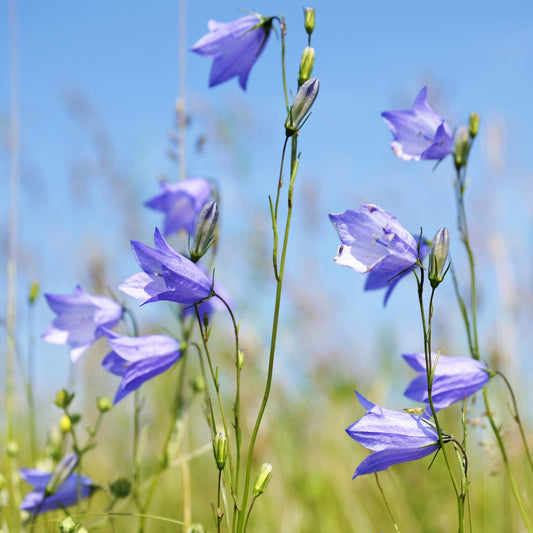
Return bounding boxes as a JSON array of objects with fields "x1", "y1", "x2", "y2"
[{"x1": 237, "y1": 134, "x2": 300, "y2": 533}]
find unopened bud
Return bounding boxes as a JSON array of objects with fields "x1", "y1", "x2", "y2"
[
  {"x1": 54, "y1": 389, "x2": 74, "y2": 409},
  {"x1": 298, "y1": 47, "x2": 315, "y2": 86},
  {"x1": 253, "y1": 462, "x2": 272, "y2": 497},
  {"x1": 58, "y1": 517, "x2": 80, "y2": 533},
  {"x1": 28, "y1": 281, "x2": 40, "y2": 305},
  {"x1": 469, "y1": 111, "x2": 480, "y2": 138},
  {"x1": 59, "y1": 415, "x2": 72, "y2": 433},
  {"x1": 190, "y1": 201, "x2": 219, "y2": 262},
  {"x1": 6, "y1": 440, "x2": 19, "y2": 457},
  {"x1": 454, "y1": 125, "x2": 470, "y2": 169},
  {"x1": 428, "y1": 227, "x2": 450, "y2": 288},
  {"x1": 213, "y1": 433, "x2": 228, "y2": 471},
  {"x1": 97, "y1": 397, "x2": 113, "y2": 413},
  {"x1": 109, "y1": 477, "x2": 132, "y2": 499},
  {"x1": 45, "y1": 453, "x2": 78, "y2": 496},
  {"x1": 285, "y1": 78, "x2": 319, "y2": 137},
  {"x1": 191, "y1": 374, "x2": 206, "y2": 393},
  {"x1": 237, "y1": 349, "x2": 244, "y2": 370},
  {"x1": 303, "y1": 7, "x2": 315, "y2": 35}
]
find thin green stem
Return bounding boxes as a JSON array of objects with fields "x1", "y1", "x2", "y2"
[
  {"x1": 278, "y1": 17, "x2": 289, "y2": 113},
  {"x1": 237, "y1": 135, "x2": 299, "y2": 533},
  {"x1": 374, "y1": 473, "x2": 400, "y2": 533}
]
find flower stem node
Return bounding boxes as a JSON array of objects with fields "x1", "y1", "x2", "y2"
[
  {"x1": 237, "y1": 348, "x2": 245, "y2": 369},
  {"x1": 253, "y1": 462, "x2": 272, "y2": 497},
  {"x1": 190, "y1": 201, "x2": 219, "y2": 262},
  {"x1": 454, "y1": 125, "x2": 470, "y2": 169},
  {"x1": 109, "y1": 477, "x2": 132, "y2": 499},
  {"x1": 54, "y1": 389, "x2": 74, "y2": 409},
  {"x1": 428, "y1": 227, "x2": 450, "y2": 288},
  {"x1": 58, "y1": 517, "x2": 80, "y2": 533},
  {"x1": 304, "y1": 7, "x2": 315, "y2": 35},
  {"x1": 285, "y1": 78, "x2": 319, "y2": 137},
  {"x1": 213, "y1": 433, "x2": 228, "y2": 471},
  {"x1": 298, "y1": 46, "x2": 315, "y2": 86},
  {"x1": 469, "y1": 111, "x2": 480, "y2": 138}
]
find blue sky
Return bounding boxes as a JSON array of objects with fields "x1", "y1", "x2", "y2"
[{"x1": 1, "y1": 0, "x2": 533, "y2": 403}]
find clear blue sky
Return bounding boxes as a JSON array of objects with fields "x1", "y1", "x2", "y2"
[{"x1": 1, "y1": 0, "x2": 533, "y2": 402}]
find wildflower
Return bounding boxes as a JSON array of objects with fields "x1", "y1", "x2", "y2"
[
  {"x1": 329, "y1": 205, "x2": 421, "y2": 303},
  {"x1": 42, "y1": 286, "x2": 122, "y2": 363},
  {"x1": 382, "y1": 87, "x2": 453, "y2": 161},
  {"x1": 428, "y1": 227, "x2": 450, "y2": 288},
  {"x1": 144, "y1": 177, "x2": 212, "y2": 236},
  {"x1": 119, "y1": 228, "x2": 212, "y2": 305},
  {"x1": 346, "y1": 392, "x2": 440, "y2": 478},
  {"x1": 20, "y1": 466, "x2": 97, "y2": 515},
  {"x1": 285, "y1": 78, "x2": 319, "y2": 136},
  {"x1": 403, "y1": 353, "x2": 490, "y2": 411},
  {"x1": 191, "y1": 14, "x2": 273, "y2": 90},
  {"x1": 102, "y1": 332, "x2": 182, "y2": 404}
]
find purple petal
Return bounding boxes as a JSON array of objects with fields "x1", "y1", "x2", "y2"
[
  {"x1": 353, "y1": 445, "x2": 439, "y2": 478},
  {"x1": 108, "y1": 334, "x2": 181, "y2": 362}
]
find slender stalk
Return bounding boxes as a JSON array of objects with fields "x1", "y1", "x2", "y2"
[
  {"x1": 374, "y1": 473, "x2": 400, "y2": 533},
  {"x1": 237, "y1": 135, "x2": 299, "y2": 533},
  {"x1": 453, "y1": 161, "x2": 532, "y2": 531}
]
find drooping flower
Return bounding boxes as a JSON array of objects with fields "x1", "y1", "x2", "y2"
[
  {"x1": 382, "y1": 87, "x2": 453, "y2": 161},
  {"x1": 346, "y1": 392, "x2": 440, "y2": 478},
  {"x1": 20, "y1": 464, "x2": 97, "y2": 516},
  {"x1": 191, "y1": 14, "x2": 273, "y2": 90},
  {"x1": 329, "y1": 204, "x2": 421, "y2": 302},
  {"x1": 144, "y1": 177, "x2": 212, "y2": 236},
  {"x1": 364, "y1": 237, "x2": 429, "y2": 306},
  {"x1": 119, "y1": 228, "x2": 212, "y2": 305},
  {"x1": 42, "y1": 286, "x2": 123, "y2": 363},
  {"x1": 102, "y1": 332, "x2": 182, "y2": 404},
  {"x1": 403, "y1": 353, "x2": 490, "y2": 411}
]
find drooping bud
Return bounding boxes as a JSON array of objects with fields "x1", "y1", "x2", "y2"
[
  {"x1": 97, "y1": 397, "x2": 113, "y2": 413},
  {"x1": 253, "y1": 462, "x2": 272, "y2": 497},
  {"x1": 469, "y1": 111, "x2": 480, "y2": 138},
  {"x1": 298, "y1": 47, "x2": 315, "y2": 86},
  {"x1": 28, "y1": 281, "x2": 40, "y2": 305},
  {"x1": 45, "y1": 453, "x2": 79, "y2": 496},
  {"x1": 213, "y1": 432, "x2": 228, "y2": 471},
  {"x1": 453, "y1": 125, "x2": 470, "y2": 169},
  {"x1": 190, "y1": 374, "x2": 206, "y2": 393},
  {"x1": 58, "y1": 517, "x2": 80, "y2": 533},
  {"x1": 190, "y1": 201, "x2": 219, "y2": 263},
  {"x1": 54, "y1": 389, "x2": 74, "y2": 409},
  {"x1": 109, "y1": 477, "x2": 132, "y2": 499},
  {"x1": 428, "y1": 227, "x2": 450, "y2": 288},
  {"x1": 303, "y1": 7, "x2": 315, "y2": 35},
  {"x1": 285, "y1": 78, "x2": 319, "y2": 137}
]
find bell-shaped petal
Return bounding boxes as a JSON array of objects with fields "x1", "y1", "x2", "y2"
[
  {"x1": 382, "y1": 87, "x2": 453, "y2": 161},
  {"x1": 102, "y1": 333, "x2": 182, "y2": 404},
  {"x1": 403, "y1": 353, "x2": 490, "y2": 411},
  {"x1": 42, "y1": 286, "x2": 123, "y2": 362},
  {"x1": 20, "y1": 467, "x2": 97, "y2": 515},
  {"x1": 145, "y1": 177, "x2": 212, "y2": 236},
  {"x1": 191, "y1": 14, "x2": 273, "y2": 90},
  {"x1": 346, "y1": 391, "x2": 440, "y2": 478},
  {"x1": 119, "y1": 228, "x2": 212, "y2": 306}
]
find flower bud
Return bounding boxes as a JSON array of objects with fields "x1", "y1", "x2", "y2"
[
  {"x1": 54, "y1": 389, "x2": 74, "y2": 409},
  {"x1": 190, "y1": 374, "x2": 206, "y2": 393},
  {"x1": 109, "y1": 477, "x2": 132, "y2": 499},
  {"x1": 45, "y1": 453, "x2": 79, "y2": 496},
  {"x1": 237, "y1": 349, "x2": 244, "y2": 370},
  {"x1": 58, "y1": 517, "x2": 80, "y2": 533},
  {"x1": 97, "y1": 397, "x2": 113, "y2": 413},
  {"x1": 428, "y1": 227, "x2": 450, "y2": 288},
  {"x1": 28, "y1": 281, "x2": 40, "y2": 305},
  {"x1": 469, "y1": 111, "x2": 480, "y2": 138},
  {"x1": 298, "y1": 47, "x2": 315, "y2": 86},
  {"x1": 303, "y1": 7, "x2": 315, "y2": 35},
  {"x1": 285, "y1": 78, "x2": 319, "y2": 137},
  {"x1": 59, "y1": 415, "x2": 72, "y2": 433},
  {"x1": 454, "y1": 125, "x2": 470, "y2": 169},
  {"x1": 213, "y1": 432, "x2": 228, "y2": 471},
  {"x1": 253, "y1": 462, "x2": 272, "y2": 497},
  {"x1": 6, "y1": 440, "x2": 18, "y2": 457},
  {"x1": 190, "y1": 201, "x2": 219, "y2": 263}
]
